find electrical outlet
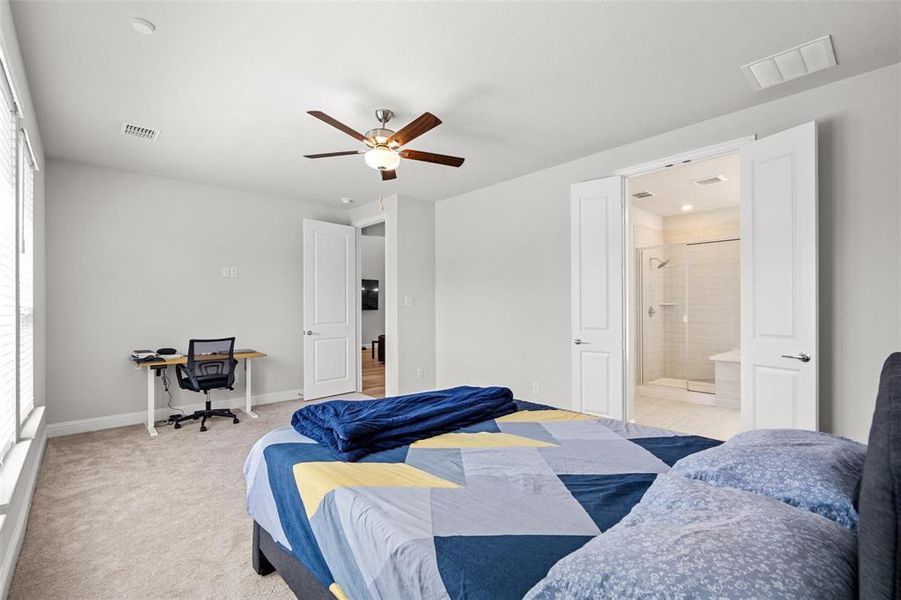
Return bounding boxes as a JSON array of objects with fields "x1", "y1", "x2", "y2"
[
  {"x1": 221, "y1": 267, "x2": 230, "y2": 278},
  {"x1": 403, "y1": 296, "x2": 415, "y2": 308},
  {"x1": 532, "y1": 382, "x2": 540, "y2": 395},
  {"x1": 416, "y1": 368, "x2": 424, "y2": 379},
  {"x1": 230, "y1": 267, "x2": 239, "y2": 278}
]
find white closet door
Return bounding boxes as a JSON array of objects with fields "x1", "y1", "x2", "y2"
[
  {"x1": 303, "y1": 219, "x2": 357, "y2": 401},
  {"x1": 571, "y1": 176, "x2": 625, "y2": 418},
  {"x1": 740, "y1": 121, "x2": 818, "y2": 430}
]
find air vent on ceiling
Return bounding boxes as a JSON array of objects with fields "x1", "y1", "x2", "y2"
[
  {"x1": 121, "y1": 122, "x2": 160, "y2": 141},
  {"x1": 693, "y1": 174, "x2": 728, "y2": 186},
  {"x1": 631, "y1": 191, "x2": 654, "y2": 199},
  {"x1": 741, "y1": 35, "x2": 837, "y2": 90}
]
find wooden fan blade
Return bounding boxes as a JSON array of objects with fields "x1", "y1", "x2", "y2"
[
  {"x1": 387, "y1": 112, "x2": 442, "y2": 147},
  {"x1": 307, "y1": 111, "x2": 367, "y2": 142},
  {"x1": 303, "y1": 150, "x2": 364, "y2": 159},
  {"x1": 381, "y1": 169, "x2": 397, "y2": 181},
  {"x1": 399, "y1": 149, "x2": 464, "y2": 167}
]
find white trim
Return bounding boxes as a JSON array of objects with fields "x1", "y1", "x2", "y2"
[
  {"x1": 0, "y1": 411, "x2": 45, "y2": 599},
  {"x1": 617, "y1": 135, "x2": 756, "y2": 423},
  {"x1": 0, "y1": 43, "x2": 22, "y2": 119},
  {"x1": 18, "y1": 129, "x2": 37, "y2": 172},
  {"x1": 352, "y1": 213, "x2": 387, "y2": 230},
  {"x1": 614, "y1": 136, "x2": 755, "y2": 178},
  {"x1": 352, "y1": 212, "x2": 389, "y2": 395},
  {"x1": 46, "y1": 388, "x2": 303, "y2": 438}
]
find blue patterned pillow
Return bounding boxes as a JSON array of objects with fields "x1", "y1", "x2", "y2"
[
  {"x1": 670, "y1": 429, "x2": 866, "y2": 528},
  {"x1": 526, "y1": 474, "x2": 857, "y2": 600}
]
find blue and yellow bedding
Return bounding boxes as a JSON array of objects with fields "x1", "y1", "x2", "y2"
[{"x1": 244, "y1": 399, "x2": 720, "y2": 600}]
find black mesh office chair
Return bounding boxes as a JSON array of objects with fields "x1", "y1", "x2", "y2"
[{"x1": 172, "y1": 337, "x2": 240, "y2": 432}]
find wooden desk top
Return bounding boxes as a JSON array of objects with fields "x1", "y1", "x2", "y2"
[{"x1": 134, "y1": 350, "x2": 267, "y2": 368}]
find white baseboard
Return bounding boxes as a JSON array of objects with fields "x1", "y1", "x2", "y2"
[
  {"x1": 0, "y1": 411, "x2": 47, "y2": 599},
  {"x1": 46, "y1": 389, "x2": 303, "y2": 438}
]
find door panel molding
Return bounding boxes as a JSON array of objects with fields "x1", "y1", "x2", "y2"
[
  {"x1": 303, "y1": 219, "x2": 357, "y2": 401},
  {"x1": 571, "y1": 176, "x2": 624, "y2": 419},
  {"x1": 741, "y1": 121, "x2": 817, "y2": 431}
]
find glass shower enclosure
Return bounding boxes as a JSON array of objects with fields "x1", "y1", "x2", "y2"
[{"x1": 635, "y1": 239, "x2": 740, "y2": 394}]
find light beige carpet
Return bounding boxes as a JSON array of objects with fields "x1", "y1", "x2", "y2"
[{"x1": 9, "y1": 394, "x2": 370, "y2": 599}]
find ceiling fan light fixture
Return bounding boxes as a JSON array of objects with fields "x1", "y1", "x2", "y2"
[{"x1": 365, "y1": 147, "x2": 400, "y2": 171}]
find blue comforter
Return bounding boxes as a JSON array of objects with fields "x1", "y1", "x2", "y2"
[
  {"x1": 245, "y1": 399, "x2": 722, "y2": 600},
  {"x1": 290, "y1": 385, "x2": 516, "y2": 461}
]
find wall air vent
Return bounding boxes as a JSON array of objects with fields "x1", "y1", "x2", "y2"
[
  {"x1": 693, "y1": 174, "x2": 728, "y2": 186},
  {"x1": 121, "y1": 122, "x2": 160, "y2": 141},
  {"x1": 631, "y1": 191, "x2": 654, "y2": 199},
  {"x1": 741, "y1": 35, "x2": 837, "y2": 90}
]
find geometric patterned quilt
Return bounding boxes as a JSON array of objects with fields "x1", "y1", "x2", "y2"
[{"x1": 244, "y1": 400, "x2": 720, "y2": 599}]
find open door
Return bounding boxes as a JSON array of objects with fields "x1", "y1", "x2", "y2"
[
  {"x1": 571, "y1": 176, "x2": 625, "y2": 418},
  {"x1": 740, "y1": 121, "x2": 817, "y2": 430},
  {"x1": 303, "y1": 219, "x2": 357, "y2": 401}
]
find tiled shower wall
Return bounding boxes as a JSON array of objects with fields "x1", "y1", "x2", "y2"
[
  {"x1": 637, "y1": 207, "x2": 740, "y2": 386},
  {"x1": 685, "y1": 239, "x2": 741, "y2": 383}
]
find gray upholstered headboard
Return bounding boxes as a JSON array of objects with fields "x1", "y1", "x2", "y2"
[{"x1": 859, "y1": 353, "x2": 901, "y2": 599}]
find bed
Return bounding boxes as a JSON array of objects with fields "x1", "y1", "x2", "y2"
[
  {"x1": 244, "y1": 356, "x2": 900, "y2": 600},
  {"x1": 244, "y1": 399, "x2": 719, "y2": 599}
]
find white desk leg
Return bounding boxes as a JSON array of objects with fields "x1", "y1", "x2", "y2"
[
  {"x1": 243, "y1": 358, "x2": 258, "y2": 418},
  {"x1": 146, "y1": 368, "x2": 158, "y2": 436}
]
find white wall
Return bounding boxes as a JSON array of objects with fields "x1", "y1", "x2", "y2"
[
  {"x1": 351, "y1": 195, "x2": 436, "y2": 395},
  {"x1": 45, "y1": 159, "x2": 349, "y2": 425},
  {"x1": 436, "y1": 62, "x2": 901, "y2": 443},
  {"x1": 0, "y1": 0, "x2": 46, "y2": 594},
  {"x1": 360, "y1": 234, "x2": 385, "y2": 344}
]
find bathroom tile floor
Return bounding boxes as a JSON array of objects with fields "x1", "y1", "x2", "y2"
[{"x1": 634, "y1": 394, "x2": 741, "y2": 441}]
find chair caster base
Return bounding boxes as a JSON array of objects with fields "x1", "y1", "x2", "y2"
[
  {"x1": 233, "y1": 417, "x2": 240, "y2": 424},
  {"x1": 173, "y1": 422, "x2": 181, "y2": 429},
  {"x1": 200, "y1": 425, "x2": 208, "y2": 432}
]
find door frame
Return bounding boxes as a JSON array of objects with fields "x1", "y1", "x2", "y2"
[
  {"x1": 352, "y1": 213, "x2": 394, "y2": 396},
  {"x1": 612, "y1": 135, "x2": 756, "y2": 422}
]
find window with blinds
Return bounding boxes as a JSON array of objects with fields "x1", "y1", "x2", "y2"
[
  {"x1": 18, "y1": 130, "x2": 34, "y2": 424},
  {"x1": 0, "y1": 76, "x2": 17, "y2": 461}
]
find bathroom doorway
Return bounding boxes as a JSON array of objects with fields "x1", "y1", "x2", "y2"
[{"x1": 628, "y1": 153, "x2": 742, "y2": 440}]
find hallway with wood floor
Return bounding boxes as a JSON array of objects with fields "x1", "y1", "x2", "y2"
[{"x1": 361, "y1": 345, "x2": 385, "y2": 398}]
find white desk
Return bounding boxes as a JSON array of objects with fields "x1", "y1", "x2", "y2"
[{"x1": 133, "y1": 350, "x2": 267, "y2": 436}]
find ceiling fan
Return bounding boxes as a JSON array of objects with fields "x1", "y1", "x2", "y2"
[{"x1": 303, "y1": 108, "x2": 465, "y2": 181}]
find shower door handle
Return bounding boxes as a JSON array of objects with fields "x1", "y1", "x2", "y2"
[{"x1": 781, "y1": 352, "x2": 811, "y2": 363}]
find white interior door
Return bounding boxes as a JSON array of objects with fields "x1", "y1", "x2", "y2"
[
  {"x1": 571, "y1": 176, "x2": 625, "y2": 418},
  {"x1": 740, "y1": 121, "x2": 817, "y2": 430},
  {"x1": 303, "y1": 219, "x2": 357, "y2": 401}
]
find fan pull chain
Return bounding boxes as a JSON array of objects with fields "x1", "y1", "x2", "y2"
[{"x1": 378, "y1": 177, "x2": 384, "y2": 211}]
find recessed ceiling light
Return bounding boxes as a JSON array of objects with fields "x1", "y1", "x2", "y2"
[
  {"x1": 681, "y1": 204, "x2": 694, "y2": 212},
  {"x1": 130, "y1": 17, "x2": 156, "y2": 35},
  {"x1": 693, "y1": 174, "x2": 728, "y2": 186},
  {"x1": 340, "y1": 197, "x2": 354, "y2": 205}
]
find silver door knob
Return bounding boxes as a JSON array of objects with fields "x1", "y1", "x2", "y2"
[
  {"x1": 781, "y1": 352, "x2": 811, "y2": 363},
  {"x1": 304, "y1": 330, "x2": 313, "y2": 336},
  {"x1": 573, "y1": 339, "x2": 587, "y2": 345}
]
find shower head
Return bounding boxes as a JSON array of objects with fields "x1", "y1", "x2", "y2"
[{"x1": 649, "y1": 257, "x2": 671, "y2": 269}]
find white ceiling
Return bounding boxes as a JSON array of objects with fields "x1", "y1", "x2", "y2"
[
  {"x1": 10, "y1": 2, "x2": 901, "y2": 208},
  {"x1": 630, "y1": 154, "x2": 739, "y2": 217}
]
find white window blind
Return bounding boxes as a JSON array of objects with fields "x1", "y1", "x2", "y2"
[
  {"x1": 0, "y1": 79, "x2": 16, "y2": 461},
  {"x1": 18, "y1": 130, "x2": 34, "y2": 424}
]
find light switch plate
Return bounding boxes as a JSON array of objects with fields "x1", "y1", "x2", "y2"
[{"x1": 403, "y1": 296, "x2": 414, "y2": 307}]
